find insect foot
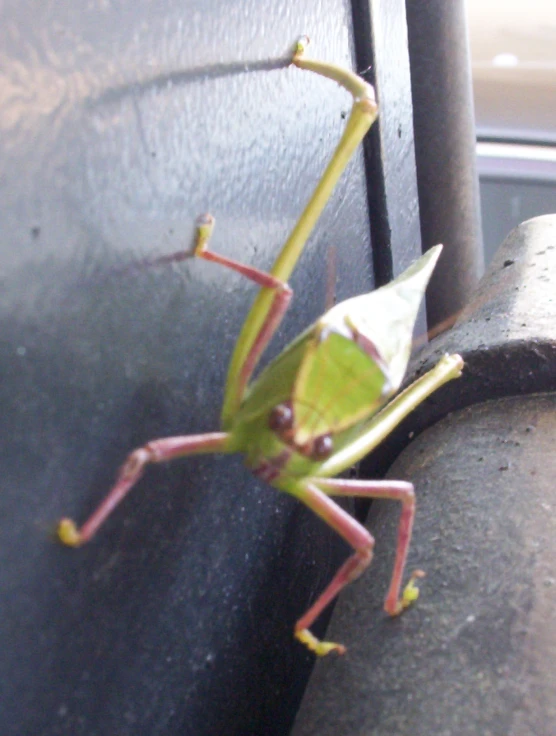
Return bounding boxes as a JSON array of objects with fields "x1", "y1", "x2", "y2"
[
  {"x1": 192, "y1": 213, "x2": 215, "y2": 256},
  {"x1": 57, "y1": 518, "x2": 83, "y2": 547},
  {"x1": 400, "y1": 569, "x2": 426, "y2": 613},
  {"x1": 440, "y1": 353, "x2": 464, "y2": 377},
  {"x1": 295, "y1": 628, "x2": 346, "y2": 657}
]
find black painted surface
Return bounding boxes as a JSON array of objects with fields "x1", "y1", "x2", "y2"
[
  {"x1": 0, "y1": 1, "x2": 422, "y2": 734},
  {"x1": 352, "y1": 0, "x2": 422, "y2": 285}
]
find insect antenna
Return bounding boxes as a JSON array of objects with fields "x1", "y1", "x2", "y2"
[
  {"x1": 411, "y1": 264, "x2": 512, "y2": 354},
  {"x1": 411, "y1": 311, "x2": 460, "y2": 352}
]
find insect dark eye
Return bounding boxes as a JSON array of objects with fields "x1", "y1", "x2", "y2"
[
  {"x1": 312, "y1": 434, "x2": 333, "y2": 460},
  {"x1": 269, "y1": 403, "x2": 294, "y2": 431}
]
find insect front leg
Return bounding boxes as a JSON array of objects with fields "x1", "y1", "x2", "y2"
[
  {"x1": 291, "y1": 482, "x2": 375, "y2": 656},
  {"x1": 319, "y1": 354, "x2": 465, "y2": 477},
  {"x1": 57, "y1": 432, "x2": 230, "y2": 546},
  {"x1": 292, "y1": 478, "x2": 423, "y2": 656},
  {"x1": 191, "y1": 213, "x2": 293, "y2": 402}
]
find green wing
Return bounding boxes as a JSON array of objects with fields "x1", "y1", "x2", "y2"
[
  {"x1": 236, "y1": 244, "x2": 443, "y2": 446},
  {"x1": 292, "y1": 330, "x2": 388, "y2": 445}
]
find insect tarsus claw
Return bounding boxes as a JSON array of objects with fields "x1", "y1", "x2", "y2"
[
  {"x1": 294, "y1": 35, "x2": 310, "y2": 58},
  {"x1": 295, "y1": 627, "x2": 346, "y2": 657},
  {"x1": 442, "y1": 353, "x2": 464, "y2": 377},
  {"x1": 57, "y1": 518, "x2": 83, "y2": 547},
  {"x1": 193, "y1": 214, "x2": 215, "y2": 256},
  {"x1": 401, "y1": 569, "x2": 426, "y2": 609}
]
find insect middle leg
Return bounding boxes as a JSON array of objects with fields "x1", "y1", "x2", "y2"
[
  {"x1": 293, "y1": 478, "x2": 421, "y2": 655},
  {"x1": 314, "y1": 477, "x2": 423, "y2": 614}
]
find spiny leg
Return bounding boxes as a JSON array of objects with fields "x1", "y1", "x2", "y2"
[
  {"x1": 57, "y1": 432, "x2": 230, "y2": 546},
  {"x1": 292, "y1": 482, "x2": 375, "y2": 656},
  {"x1": 314, "y1": 477, "x2": 424, "y2": 616}
]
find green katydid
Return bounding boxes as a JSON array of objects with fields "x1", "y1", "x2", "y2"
[{"x1": 57, "y1": 38, "x2": 463, "y2": 656}]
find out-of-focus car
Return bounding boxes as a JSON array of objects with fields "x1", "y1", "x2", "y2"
[{"x1": 467, "y1": 0, "x2": 556, "y2": 263}]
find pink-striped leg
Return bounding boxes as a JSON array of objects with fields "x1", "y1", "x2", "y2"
[
  {"x1": 192, "y1": 214, "x2": 293, "y2": 396},
  {"x1": 294, "y1": 477, "x2": 421, "y2": 656},
  {"x1": 293, "y1": 482, "x2": 374, "y2": 656},
  {"x1": 123, "y1": 213, "x2": 293, "y2": 398},
  {"x1": 315, "y1": 477, "x2": 423, "y2": 616},
  {"x1": 57, "y1": 432, "x2": 230, "y2": 547}
]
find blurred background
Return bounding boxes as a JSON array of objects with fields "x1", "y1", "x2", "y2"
[{"x1": 468, "y1": 0, "x2": 556, "y2": 264}]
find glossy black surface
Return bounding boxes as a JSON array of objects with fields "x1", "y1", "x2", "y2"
[
  {"x1": 0, "y1": 1, "x2": 423, "y2": 734},
  {"x1": 352, "y1": 0, "x2": 423, "y2": 284}
]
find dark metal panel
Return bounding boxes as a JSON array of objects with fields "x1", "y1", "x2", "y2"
[
  {"x1": 0, "y1": 3, "x2": 378, "y2": 735},
  {"x1": 406, "y1": 0, "x2": 484, "y2": 327},
  {"x1": 352, "y1": 0, "x2": 423, "y2": 285}
]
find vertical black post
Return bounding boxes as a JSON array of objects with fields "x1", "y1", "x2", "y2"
[{"x1": 406, "y1": 0, "x2": 484, "y2": 327}]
